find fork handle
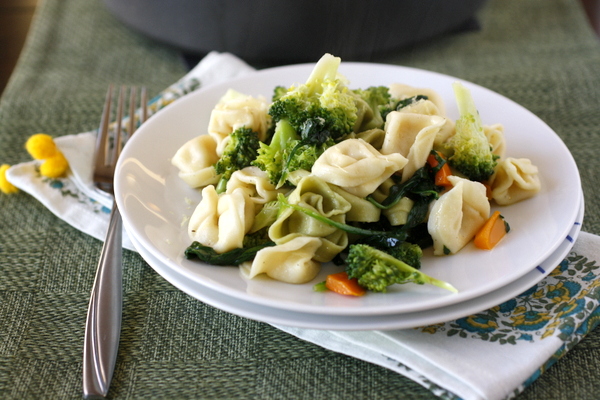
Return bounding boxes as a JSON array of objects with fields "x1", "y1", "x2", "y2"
[{"x1": 83, "y1": 203, "x2": 123, "y2": 399}]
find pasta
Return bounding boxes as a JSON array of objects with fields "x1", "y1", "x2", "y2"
[
  {"x1": 311, "y1": 138, "x2": 407, "y2": 197},
  {"x1": 330, "y1": 185, "x2": 381, "y2": 223},
  {"x1": 484, "y1": 123, "x2": 506, "y2": 159},
  {"x1": 171, "y1": 134, "x2": 220, "y2": 188},
  {"x1": 398, "y1": 98, "x2": 444, "y2": 117},
  {"x1": 226, "y1": 166, "x2": 282, "y2": 212},
  {"x1": 388, "y1": 83, "x2": 447, "y2": 116},
  {"x1": 188, "y1": 186, "x2": 254, "y2": 253},
  {"x1": 242, "y1": 236, "x2": 322, "y2": 283},
  {"x1": 381, "y1": 112, "x2": 446, "y2": 182},
  {"x1": 428, "y1": 176, "x2": 490, "y2": 255},
  {"x1": 370, "y1": 178, "x2": 415, "y2": 226},
  {"x1": 207, "y1": 89, "x2": 270, "y2": 155},
  {"x1": 489, "y1": 157, "x2": 541, "y2": 205},
  {"x1": 268, "y1": 176, "x2": 350, "y2": 262}
]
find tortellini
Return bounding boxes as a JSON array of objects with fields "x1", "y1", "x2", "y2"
[
  {"x1": 171, "y1": 134, "x2": 220, "y2": 188},
  {"x1": 207, "y1": 89, "x2": 270, "y2": 155},
  {"x1": 226, "y1": 166, "x2": 282, "y2": 212},
  {"x1": 311, "y1": 138, "x2": 407, "y2": 198},
  {"x1": 484, "y1": 123, "x2": 506, "y2": 159},
  {"x1": 489, "y1": 157, "x2": 541, "y2": 205},
  {"x1": 330, "y1": 185, "x2": 381, "y2": 223},
  {"x1": 381, "y1": 112, "x2": 446, "y2": 182},
  {"x1": 188, "y1": 186, "x2": 254, "y2": 253},
  {"x1": 370, "y1": 178, "x2": 415, "y2": 226},
  {"x1": 352, "y1": 128, "x2": 386, "y2": 150},
  {"x1": 269, "y1": 175, "x2": 350, "y2": 262},
  {"x1": 398, "y1": 98, "x2": 444, "y2": 117},
  {"x1": 388, "y1": 83, "x2": 446, "y2": 116},
  {"x1": 428, "y1": 176, "x2": 490, "y2": 255},
  {"x1": 242, "y1": 236, "x2": 322, "y2": 283}
]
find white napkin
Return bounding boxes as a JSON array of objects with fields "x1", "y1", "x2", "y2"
[{"x1": 6, "y1": 52, "x2": 600, "y2": 400}]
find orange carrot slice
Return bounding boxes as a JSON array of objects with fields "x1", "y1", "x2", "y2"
[
  {"x1": 427, "y1": 151, "x2": 453, "y2": 188},
  {"x1": 325, "y1": 271, "x2": 367, "y2": 296},
  {"x1": 474, "y1": 210, "x2": 509, "y2": 250}
]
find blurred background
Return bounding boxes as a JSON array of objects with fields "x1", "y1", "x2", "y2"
[{"x1": 1, "y1": 0, "x2": 599, "y2": 95}]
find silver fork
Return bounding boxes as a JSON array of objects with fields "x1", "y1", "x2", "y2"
[{"x1": 83, "y1": 85, "x2": 147, "y2": 399}]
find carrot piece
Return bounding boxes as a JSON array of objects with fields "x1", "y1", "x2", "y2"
[
  {"x1": 483, "y1": 182, "x2": 493, "y2": 200},
  {"x1": 427, "y1": 151, "x2": 453, "y2": 188},
  {"x1": 325, "y1": 271, "x2": 367, "y2": 296},
  {"x1": 474, "y1": 211, "x2": 509, "y2": 250}
]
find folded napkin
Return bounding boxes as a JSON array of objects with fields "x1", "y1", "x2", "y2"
[{"x1": 6, "y1": 52, "x2": 600, "y2": 400}]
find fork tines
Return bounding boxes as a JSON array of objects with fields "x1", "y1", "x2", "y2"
[{"x1": 94, "y1": 85, "x2": 147, "y2": 193}]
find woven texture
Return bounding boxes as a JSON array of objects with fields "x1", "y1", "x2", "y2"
[{"x1": 1, "y1": 0, "x2": 600, "y2": 399}]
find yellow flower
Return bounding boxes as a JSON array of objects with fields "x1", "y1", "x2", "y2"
[
  {"x1": 40, "y1": 152, "x2": 69, "y2": 178},
  {"x1": 25, "y1": 133, "x2": 58, "y2": 160},
  {"x1": 0, "y1": 164, "x2": 19, "y2": 194}
]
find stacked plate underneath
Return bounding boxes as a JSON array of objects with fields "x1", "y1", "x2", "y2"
[{"x1": 115, "y1": 64, "x2": 583, "y2": 331}]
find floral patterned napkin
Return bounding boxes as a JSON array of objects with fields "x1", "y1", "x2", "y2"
[
  {"x1": 277, "y1": 230, "x2": 600, "y2": 400},
  {"x1": 5, "y1": 52, "x2": 600, "y2": 400}
]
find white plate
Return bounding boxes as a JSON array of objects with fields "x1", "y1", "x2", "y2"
[
  {"x1": 115, "y1": 62, "x2": 582, "y2": 316},
  {"x1": 126, "y1": 195, "x2": 583, "y2": 331}
]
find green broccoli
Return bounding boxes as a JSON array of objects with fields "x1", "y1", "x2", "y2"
[
  {"x1": 345, "y1": 244, "x2": 457, "y2": 293},
  {"x1": 386, "y1": 241, "x2": 423, "y2": 270},
  {"x1": 272, "y1": 85, "x2": 288, "y2": 102},
  {"x1": 253, "y1": 115, "x2": 335, "y2": 187},
  {"x1": 445, "y1": 82, "x2": 498, "y2": 182},
  {"x1": 252, "y1": 119, "x2": 298, "y2": 185},
  {"x1": 352, "y1": 86, "x2": 392, "y2": 131},
  {"x1": 268, "y1": 53, "x2": 358, "y2": 140},
  {"x1": 214, "y1": 127, "x2": 261, "y2": 193},
  {"x1": 275, "y1": 117, "x2": 335, "y2": 187}
]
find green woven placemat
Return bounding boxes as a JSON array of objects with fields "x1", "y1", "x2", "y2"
[{"x1": 1, "y1": 0, "x2": 600, "y2": 399}]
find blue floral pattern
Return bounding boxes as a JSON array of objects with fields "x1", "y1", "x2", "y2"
[
  {"x1": 417, "y1": 255, "x2": 600, "y2": 344},
  {"x1": 38, "y1": 168, "x2": 110, "y2": 214}
]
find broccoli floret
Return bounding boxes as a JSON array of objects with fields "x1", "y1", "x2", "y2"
[
  {"x1": 276, "y1": 117, "x2": 335, "y2": 187},
  {"x1": 352, "y1": 86, "x2": 392, "y2": 131},
  {"x1": 445, "y1": 82, "x2": 498, "y2": 182},
  {"x1": 269, "y1": 53, "x2": 358, "y2": 140},
  {"x1": 213, "y1": 127, "x2": 261, "y2": 193},
  {"x1": 388, "y1": 241, "x2": 423, "y2": 270},
  {"x1": 345, "y1": 244, "x2": 457, "y2": 293},
  {"x1": 272, "y1": 85, "x2": 288, "y2": 102},
  {"x1": 279, "y1": 138, "x2": 333, "y2": 185},
  {"x1": 253, "y1": 116, "x2": 335, "y2": 187},
  {"x1": 252, "y1": 119, "x2": 298, "y2": 185}
]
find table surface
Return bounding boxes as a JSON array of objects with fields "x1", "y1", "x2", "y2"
[{"x1": 1, "y1": 0, "x2": 600, "y2": 399}]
